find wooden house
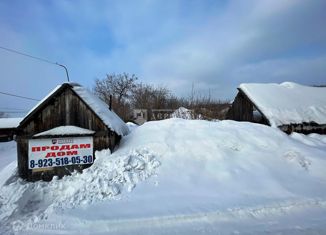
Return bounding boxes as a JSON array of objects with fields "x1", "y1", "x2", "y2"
[
  {"x1": 16, "y1": 83, "x2": 129, "y2": 181},
  {"x1": 227, "y1": 82, "x2": 326, "y2": 134},
  {"x1": 0, "y1": 118, "x2": 22, "y2": 142}
]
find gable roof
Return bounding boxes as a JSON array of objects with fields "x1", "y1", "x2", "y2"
[
  {"x1": 20, "y1": 83, "x2": 129, "y2": 136},
  {"x1": 239, "y1": 82, "x2": 326, "y2": 127}
]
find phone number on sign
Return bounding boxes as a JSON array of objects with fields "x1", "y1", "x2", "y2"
[{"x1": 29, "y1": 155, "x2": 93, "y2": 169}]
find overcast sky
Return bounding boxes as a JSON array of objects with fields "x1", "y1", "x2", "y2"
[{"x1": 1, "y1": 0, "x2": 326, "y2": 117}]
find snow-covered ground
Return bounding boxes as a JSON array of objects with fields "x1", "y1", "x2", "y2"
[
  {"x1": 126, "y1": 122, "x2": 138, "y2": 133},
  {"x1": 1, "y1": 119, "x2": 326, "y2": 234}
]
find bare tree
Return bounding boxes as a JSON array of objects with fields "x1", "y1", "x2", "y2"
[
  {"x1": 94, "y1": 73, "x2": 137, "y2": 103},
  {"x1": 152, "y1": 86, "x2": 170, "y2": 109},
  {"x1": 131, "y1": 83, "x2": 176, "y2": 110},
  {"x1": 113, "y1": 73, "x2": 138, "y2": 103},
  {"x1": 131, "y1": 83, "x2": 154, "y2": 109},
  {"x1": 94, "y1": 73, "x2": 138, "y2": 120},
  {"x1": 94, "y1": 73, "x2": 231, "y2": 121}
]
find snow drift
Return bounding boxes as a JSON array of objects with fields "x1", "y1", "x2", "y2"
[
  {"x1": 0, "y1": 148, "x2": 160, "y2": 232},
  {"x1": 1, "y1": 119, "x2": 326, "y2": 234}
]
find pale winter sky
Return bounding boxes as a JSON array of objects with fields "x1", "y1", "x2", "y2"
[{"x1": 0, "y1": 0, "x2": 326, "y2": 117}]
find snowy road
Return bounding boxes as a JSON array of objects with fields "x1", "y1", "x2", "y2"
[{"x1": 14, "y1": 199, "x2": 326, "y2": 235}]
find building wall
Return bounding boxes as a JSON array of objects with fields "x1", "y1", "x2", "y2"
[
  {"x1": 17, "y1": 87, "x2": 120, "y2": 181},
  {"x1": 226, "y1": 92, "x2": 254, "y2": 122},
  {"x1": 0, "y1": 128, "x2": 16, "y2": 142}
]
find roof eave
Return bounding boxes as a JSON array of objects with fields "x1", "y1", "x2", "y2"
[
  {"x1": 18, "y1": 83, "x2": 73, "y2": 128},
  {"x1": 237, "y1": 87, "x2": 272, "y2": 126}
]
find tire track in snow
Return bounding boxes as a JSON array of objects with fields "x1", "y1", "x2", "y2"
[{"x1": 61, "y1": 198, "x2": 326, "y2": 234}]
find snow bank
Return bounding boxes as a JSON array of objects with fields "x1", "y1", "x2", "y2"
[
  {"x1": 126, "y1": 122, "x2": 138, "y2": 132},
  {"x1": 33, "y1": 126, "x2": 95, "y2": 137},
  {"x1": 118, "y1": 119, "x2": 326, "y2": 203},
  {"x1": 0, "y1": 141, "x2": 16, "y2": 172},
  {"x1": 290, "y1": 132, "x2": 326, "y2": 150},
  {"x1": 0, "y1": 118, "x2": 23, "y2": 129},
  {"x1": 1, "y1": 119, "x2": 326, "y2": 234},
  {"x1": 239, "y1": 82, "x2": 326, "y2": 127},
  {"x1": 0, "y1": 148, "x2": 160, "y2": 231}
]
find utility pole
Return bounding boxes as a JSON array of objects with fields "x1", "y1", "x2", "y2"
[{"x1": 56, "y1": 63, "x2": 70, "y2": 82}]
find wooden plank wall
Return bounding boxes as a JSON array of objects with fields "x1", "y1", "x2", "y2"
[{"x1": 226, "y1": 92, "x2": 254, "y2": 122}]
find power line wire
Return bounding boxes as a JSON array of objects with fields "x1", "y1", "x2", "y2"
[
  {"x1": 0, "y1": 111, "x2": 27, "y2": 113},
  {"x1": 0, "y1": 107, "x2": 27, "y2": 111},
  {"x1": 0, "y1": 46, "x2": 70, "y2": 101},
  {"x1": 0, "y1": 45, "x2": 70, "y2": 81},
  {"x1": 0, "y1": 91, "x2": 40, "y2": 101},
  {"x1": 0, "y1": 46, "x2": 56, "y2": 65}
]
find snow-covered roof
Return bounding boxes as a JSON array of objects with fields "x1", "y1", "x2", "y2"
[
  {"x1": 72, "y1": 85, "x2": 129, "y2": 136},
  {"x1": 21, "y1": 83, "x2": 129, "y2": 136},
  {"x1": 24, "y1": 84, "x2": 62, "y2": 119},
  {"x1": 0, "y1": 118, "x2": 23, "y2": 129},
  {"x1": 239, "y1": 82, "x2": 326, "y2": 127},
  {"x1": 34, "y1": 125, "x2": 95, "y2": 137}
]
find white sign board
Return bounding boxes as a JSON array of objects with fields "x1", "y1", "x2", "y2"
[{"x1": 28, "y1": 136, "x2": 94, "y2": 169}]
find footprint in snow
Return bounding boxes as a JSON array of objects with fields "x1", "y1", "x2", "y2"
[{"x1": 283, "y1": 150, "x2": 311, "y2": 171}]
